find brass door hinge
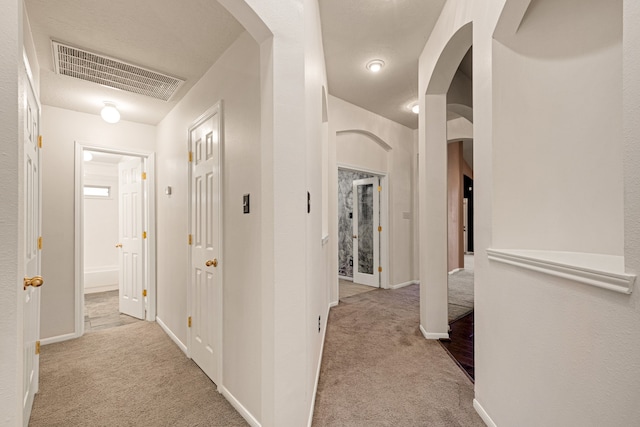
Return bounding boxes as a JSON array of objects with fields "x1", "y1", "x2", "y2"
[
  {"x1": 189, "y1": 151, "x2": 193, "y2": 162},
  {"x1": 142, "y1": 231, "x2": 147, "y2": 239},
  {"x1": 188, "y1": 234, "x2": 192, "y2": 245},
  {"x1": 378, "y1": 266, "x2": 382, "y2": 273},
  {"x1": 142, "y1": 289, "x2": 147, "y2": 297},
  {"x1": 35, "y1": 341, "x2": 40, "y2": 355},
  {"x1": 378, "y1": 226, "x2": 382, "y2": 232},
  {"x1": 188, "y1": 316, "x2": 192, "y2": 328},
  {"x1": 378, "y1": 186, "x2": 382, "y2": 192},
  {"x1": 38, "y1": 135, "x2": 42, "y2": 148},
  {"x1": 38, "y1": 236, "x2": 42, "y2": 250},
  {"x1": 142, "y1": 172, "x2": 147, "y2": 180}
]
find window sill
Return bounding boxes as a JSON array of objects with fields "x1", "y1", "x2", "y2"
[{"x1": 487, "y1": 249, "x2": 635, "y2": 294}]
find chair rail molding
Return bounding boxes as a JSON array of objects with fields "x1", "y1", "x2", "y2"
[{"x1": 487, "y1": 248, "x2": 635, "y2": 295}]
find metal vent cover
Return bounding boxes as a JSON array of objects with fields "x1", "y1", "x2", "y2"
[{"x1": 52, "y1": 41, "x2": 185, "y2": 101}]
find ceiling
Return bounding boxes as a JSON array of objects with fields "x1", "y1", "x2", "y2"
[
  {"x1": 318, "y1": 0, "x2": 447, "y2": 129},
  {"x1": 25, "y1": 0, "x2": 244, "y2": 125},
  {"x1": 25, "y1": 0, "x2": 450, "y2": 130}
]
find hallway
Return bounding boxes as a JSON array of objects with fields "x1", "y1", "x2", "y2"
[
  {"x1": 312, "y1": 285, "x2": 483, "y2": 426},
  {"x1": 29, "y1": 321, "x2": 245, "y2": 426},
  {"x1": 31, "y1": 285, "x2": 482, "y2": 426}
]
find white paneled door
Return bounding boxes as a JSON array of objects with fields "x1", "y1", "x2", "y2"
[
  {"x1": 117, "y1": 157, "x2": 145, "y2": 319},
  {"x1": 352, "y1": 177, "x2": 380, "y2": 287},
  {"x1": 189, "y1": 105, "x2": 222, "y2": 385},
  {"x1": 23, "y1": 76, "x2": 42, "y2": 426}
]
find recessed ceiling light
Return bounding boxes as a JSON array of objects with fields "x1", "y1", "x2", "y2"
[
  {"x1": 366, "y1": 59, "x2": 385, "y2": 73},
  {"x1": 101, "y1": 102, "x2": 120, "y2": 124},
  {"x1": 83, "y1": 151, "x2": 93, "y2": 162},
  {"x1": 409, "y1": 102, "x2": 419, "y2": 114}
]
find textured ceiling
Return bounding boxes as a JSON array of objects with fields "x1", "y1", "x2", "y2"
[
  {"x1": 25, "y1": 0, "x2": 244, "y2": 125},
  {"x1": 319, "y1": 0, "x2": 447, "y2": 129}
]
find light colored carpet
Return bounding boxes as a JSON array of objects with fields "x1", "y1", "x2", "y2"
[
  {"x1": 312, "y1": 284, "x2": 484, "y2": 426},
  {"x1": 448, "y1": 269, "x2": 474, "y2": 322},
  {"x1": 339, "y1": 279, "x2": 377, "y2": 299},
  {"x1": 84, "y1": 290, "x2": 140, "y2": 332},
  {"x1": 29, "y1": 321, "x2": 246, "y2": 427}
]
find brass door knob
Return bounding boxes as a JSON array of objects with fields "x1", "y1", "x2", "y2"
[
  {"x1": 115, "y1": 243, "x2": 123, "y2": 248},
  {"x1": 24, "y1": 275, "x2": 44, "y2": 290},
  {"x1": 206, "y1": 259, "x2": 218, "y2": 267}
]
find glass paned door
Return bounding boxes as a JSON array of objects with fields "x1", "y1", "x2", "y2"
[{"x1": 352, "y1": 177, "x2": 379, "y2": 287}]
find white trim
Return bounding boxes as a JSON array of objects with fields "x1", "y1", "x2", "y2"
[
  {"x1": 322, "y1": 235, "x2": 329, "y2": 246},
  {"x1": 84, "y1": 284, "x2": 118, "y2": 294},
  {"x1": 74, "y1": 143, "x2": 157, "y2": 340},
  {"x1": 390, "y1": 280, "x2": 419, "y2": 290},
  {"x1": 307, "y1": 303, "x2": 332, "y2": 427},
  {"x1": 487, "y1": 249, "x2": 635, "y2": 295},
  {"x1": 448, "y1": 268, "x2": 463, "y2": 275},
  {"x1": 221, "y1": 386, "x2": 261, "y2": 427},
  {"x1": 156, "y1": 317, "x2": 187, "y2": 355},
  {"x1": 337, "y1": 162, "x2": 386, "y2": 177},
  {"x1": 329, "y1": 300, "x2": 339, "y2": 308},
  {"x1": 473, "y1": 399, "x2": 498, "y2": 427},
  {"x1": 40, "y1": 332, "x2": 77, "y2": 346},
  {"x1": 338, "y1": 275, "x2": 353, "y2": 282},
  {"x1": 379, "y1": 175, "x2": 390, "y2": 289},
  {"x1": 420, "y1": 325, "x2": 449, "y2": 340}
]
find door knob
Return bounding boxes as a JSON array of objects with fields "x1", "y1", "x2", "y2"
[
  {"x1": 115, "y1": 243, "x2": 123, "y2": 248},
  {"x1": 352, "y1": 235, "x2": 358, "y2": 239},
  {"x1": 24, "y1": 275, "x2": 44, "y2": 290},
  {"x1": 206, "y1": 259, "x2": 218, "y2": 267}
]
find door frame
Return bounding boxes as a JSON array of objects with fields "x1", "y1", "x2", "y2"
[
  {"x1": 74, "y1": 142, "x2": 157, "y2": 338},
  {"x1": 186, "y1": 102, "x2": 224, "y2": 387},
  {"x1": 337, "y1": 164, "x2": 389, "y2": 290}
]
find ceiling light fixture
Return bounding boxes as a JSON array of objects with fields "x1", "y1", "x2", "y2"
[
  {"x1": 366, "y1": 59, "x2": 385, "y2": 73},
  {"x1": 83, "y1": 151, "x2": 93, "y2": 162},
  {"x1": 410, "y1": 102, "x2": 419, "y2": 114},
  {"x1": 101, "y1": 102, "x2": 121, "y2": 124}
]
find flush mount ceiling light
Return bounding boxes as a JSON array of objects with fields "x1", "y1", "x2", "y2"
[
  {"x1": 409, "y1": 102, "x2": 419, "y2": 114},
  {"x1": 101, "y1": 102, "x2": 120, "y2": 124},
  {"x1": 366, "y1": 59, "x2": 385, "y2": 73}
]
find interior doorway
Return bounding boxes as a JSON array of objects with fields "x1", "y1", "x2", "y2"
[
  {"x1": 74, "y1": 144, "x2": 156, "y2": 337},
  {"x1": 337, "y1": 167, "x2": 388, "y2": 300}
]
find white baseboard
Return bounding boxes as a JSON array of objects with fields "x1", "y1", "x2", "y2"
[
  {"x1": 307, "y1": 303, "x2": 331, "y2": 427},
  {"x1": 329, "y1": 300, "x2": 339, "y2": 308},
  {"x1": 156, "y1": 316, "x2": 187, "y2": 355},
  {"x1": 419, "y1": 325, "x2": 449, "y2": 340},
  {"x1": 448, "y1": 268, "x2": 463, "y2": 275},
  {"x1": 84, "y1": 284, "x2": 118, "y2": 294},
  {"x1": 338, "y1": 275, "x2": 352, "y2": 282},
  {"x1": 473, "y1": 399, "x2": 497, "y2": 427},
  {"x1": 390, "y1": 280, "x2": 419, "y2": 289},
  {"x1": 221, "y1": 386, "x2": 261, "y2": 427},
  {"x1": 40, "y1": 332, "x2": 78, "y2": 346}
]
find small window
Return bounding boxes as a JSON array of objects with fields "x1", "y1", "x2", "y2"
[{"x1": 84, "y1": 185, "x2": 110, "y2": 198}]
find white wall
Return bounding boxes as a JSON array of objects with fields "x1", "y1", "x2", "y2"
[
  {"x1": 0, "y1": 0, "x2": 25, "y2": 423},
  {"x1": 155, "y1": 31, "x2": 263, "y2": 421},
  {"x1": 419, "y1": 0, "x2": 640, "y2": 425},
  {"x1": 83, "y1": 162, "x2": 119, "y2": 292},
  {"x1": 304, "y1": 1, "x2": 331, "y2": 426},
  {"x1": 492, "y1": 0, "x2": 623, "y2": 255},
  {"x1": 40, "y1": 106, "x2": 156, "y2": 339},
  {"x1": 329, "y1": 95, "x2": 416, "y2": 301}
]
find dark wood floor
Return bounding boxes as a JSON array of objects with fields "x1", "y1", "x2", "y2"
[{"x1": 439, "y1": 311, "x2": 474, "y2": 381}]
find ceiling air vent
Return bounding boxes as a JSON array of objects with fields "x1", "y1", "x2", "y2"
[{"x1": 52, "y1": 40, "x2": 185, "y2": 101}]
